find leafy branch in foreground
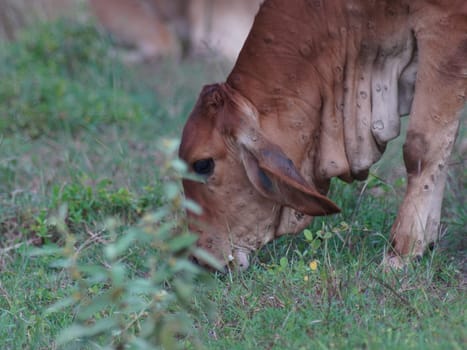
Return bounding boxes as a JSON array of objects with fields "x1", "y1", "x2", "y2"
[{"x1": 32, "y1": 139, "x2": 220, "y2": 349}]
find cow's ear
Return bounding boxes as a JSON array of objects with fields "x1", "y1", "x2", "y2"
[
  {"x1": 201, "y1": 84, "x2": 224, "y2": 112},
  {"x1": 240, "y1": 144, "x2": 340, "y2": 216},
  {"x1": 217, "y1": 83, "x2": 339, "y2": 216}
]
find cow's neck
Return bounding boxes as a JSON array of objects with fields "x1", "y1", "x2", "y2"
[
  {"x1": 227, "y1": 0, "x2": 351, "y2": 192},
  {"x1": 227, "y1": 0, "x2": 416, "y2": 191}
]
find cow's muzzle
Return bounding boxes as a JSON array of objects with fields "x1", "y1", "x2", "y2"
[
  {"x1": 189, "y1": 248, "x2": 250, "y2": 273},
  {"x1": 231, "y1": 248, "x2": 250, "y2": 271}
]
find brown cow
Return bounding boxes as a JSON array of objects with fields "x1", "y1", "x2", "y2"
[{"x1": 179, "y1": 0, "x2": 467, "y2": 270}]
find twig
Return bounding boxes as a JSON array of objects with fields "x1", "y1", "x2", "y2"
[
  {"x1": 370, "y1": 273, "x2": 421, "y2": 318},
  {"x1": 85, "y1": 225, "x2": 110, "y2": 245},
  {"x1": 0, "y1": 281, "x2": 12, "y2": 308},
  {"x1": 447, "y1": 158, "x2": 466, "y2": 167},
  {"x1": 0, "y1": 239, "x2": 36, "y2": 255}
]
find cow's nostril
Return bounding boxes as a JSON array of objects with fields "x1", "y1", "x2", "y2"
[
  {"x1": 233, "y1": 249, "x2": 250, "y2": 271},
  {"x1": 189, "y1": 256, "x2": 200, "y2": 266}
]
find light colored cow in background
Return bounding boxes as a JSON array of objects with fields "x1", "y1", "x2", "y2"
[
  {"x1": 0, "y1": 0, "x2": 79, "y2": 40},
  {"x1": 0, "y1": 0, "x2": 263, "y2": 62},
  {"x1": 89, "y1": 0, "x2": 263, "y2": 61},
  {"x1": 188, "y1": 0, "x2": 263, "y2": 60},
  {"x1": 88, "y1": 0, "x2": 182, "y2": 61}
]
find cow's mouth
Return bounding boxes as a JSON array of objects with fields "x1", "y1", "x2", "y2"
[{"x1": 190, "y1": 245, "x2": 251, "y2": 272}]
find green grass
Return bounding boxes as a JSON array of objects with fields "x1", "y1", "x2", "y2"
[{"x1": 0, "y1": 19, "x2": 465, "y2": 349}]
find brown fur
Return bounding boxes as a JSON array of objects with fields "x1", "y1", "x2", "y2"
[{"x1": 179, "y1": 0, "x2": 467, "y2": 269}]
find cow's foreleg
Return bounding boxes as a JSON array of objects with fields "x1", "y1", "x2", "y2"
[
  {"x1": 385, "y1": 129, "x2": 456, "y2": 268},
  {"x1": 385, "y1": 80, "x2": 464, "y2": 269},
  {"x1": 384, "y1": 8, "x2": 467, "y2": 267}
]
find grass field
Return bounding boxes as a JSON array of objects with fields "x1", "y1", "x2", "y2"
[{"x1": 0, "y1": 20, "x2": 465, "y2": 350}]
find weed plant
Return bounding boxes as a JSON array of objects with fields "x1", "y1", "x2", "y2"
[{"x1": 30, "y1": 140, "x2": 219, "y2": 349}]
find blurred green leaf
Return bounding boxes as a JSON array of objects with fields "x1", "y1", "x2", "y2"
[
  {"x1": 104, "y1": 230, "x2": 137, "y2": 260},
  {"x1": 110, "y1": 263, "x2": 127, "y2": 286},
  {"x1": 77, "y1": 292, "x2": 114, "y2": 320},
  {"x1": 171, "y1": 159, "x2": 188, "y2": 173},
  {"x1": 173, "y1": 278, "x2": 194, "y2": 304},
  {"x1": 28, "y1": 244, "x2": 62, "y2": 257},
  {"x1": 172, "y1": 260, "x2": 201, "y2": 275},
  {"x1": 280, "y1": 257, "x2": 288, "y2": 269},
  {"x1": 78, "y1": 265, "x2": 108, "y2": 284},
  {"x1": 167, "y1": 233, "x2": 198, "y2": 253},
  {"x1": 57, "y1": 318, "x2": 119, "y2": 345},
  {"x1": 126, "y1": 279, "x2": 154, "y2": 295},
  {"x1": 49, "y1": 258, "x2": 74, "y2": 269},
  {"x1": 164, "y1": 183, "x2": 180, "y2": 201},
  {"x1": 182, "y1": 199, "x2": 203, "y2": 215},
  {"x1": 129, "y1": 337, "x2": 158, "y2": 350},
  {"x1": 304, "y1": 229, "x2": 313, "y2": 241},
  {"x1": 191, "y1": 248, "x2": 224, "y2": 272},
  {"x1": 45, "y1": 297, "x2": 76, "y2": 315},
  {"x1": 311, "y1": 239, "x2": 322, "y2": 251}
]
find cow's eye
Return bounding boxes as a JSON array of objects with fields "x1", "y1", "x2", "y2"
[{"x1": 193, "y1": 158, "x2": 215, "y2": 176}]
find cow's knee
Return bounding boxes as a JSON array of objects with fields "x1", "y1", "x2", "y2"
[{"x1": 403, "y1": 130, "x2": 430, "y2": 178}]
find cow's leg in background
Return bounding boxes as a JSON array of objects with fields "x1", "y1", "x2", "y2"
[{"x1": 385, "y1": 18, "x2": 466, "y2": 267}]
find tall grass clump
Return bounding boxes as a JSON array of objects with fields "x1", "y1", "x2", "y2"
[{"x1": 0, "y1": 19, "x2": 145, "y2": 137}]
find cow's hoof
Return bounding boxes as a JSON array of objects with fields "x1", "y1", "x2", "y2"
[{"x1": 382, "y1": 253, "x2": 405, "y2": 270}]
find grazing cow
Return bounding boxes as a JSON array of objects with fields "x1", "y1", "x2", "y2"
[{"x1": 179, "y1": 0, "x2": 467, "y2": 270}]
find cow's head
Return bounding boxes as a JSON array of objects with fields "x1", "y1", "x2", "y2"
[{"x1": 179, "y1": 83, "x2": 340, "y2": 270}]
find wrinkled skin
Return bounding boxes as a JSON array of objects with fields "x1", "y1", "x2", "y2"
[{"x1": 179, "y1": 0, "x2": 467, "y2": 270}]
